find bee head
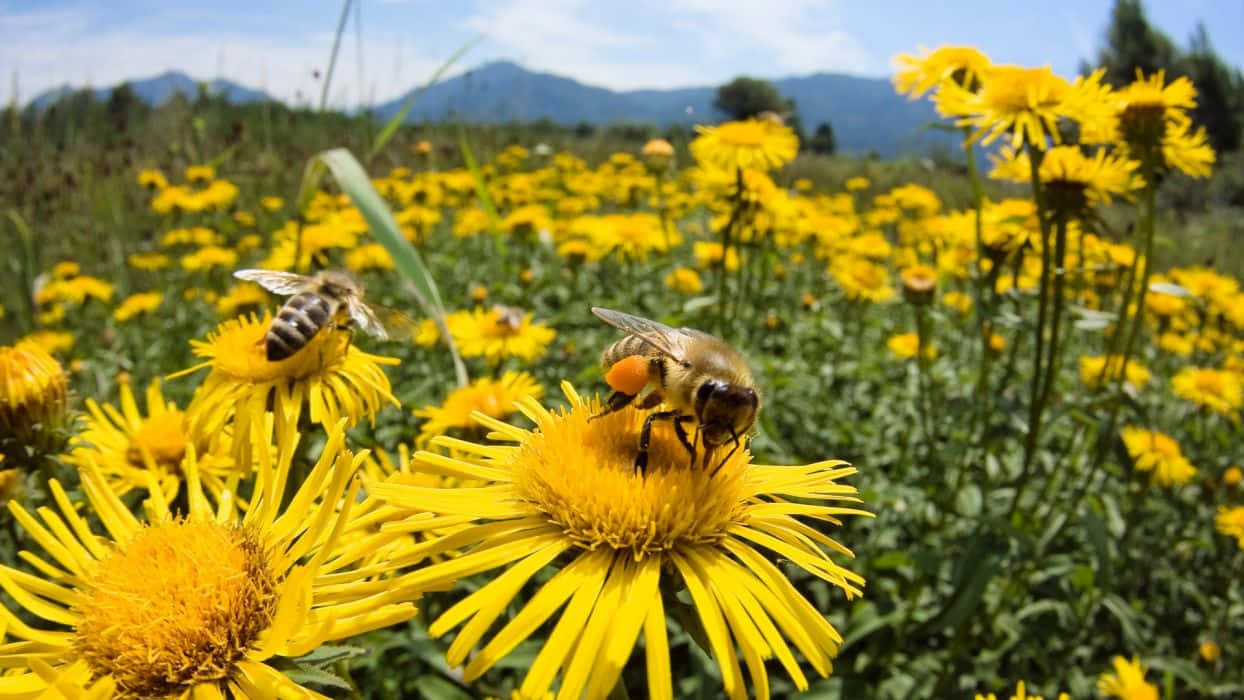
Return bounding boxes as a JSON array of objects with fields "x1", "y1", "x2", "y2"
[
  {"x1": 695, "y1": 380, "x2": 759, "y2": 447},
  {"x1": 317, "y1": 270, "x2": 363, "y2": 298}
]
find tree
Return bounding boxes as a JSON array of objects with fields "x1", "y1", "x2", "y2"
[
  {"x1": 1180, "y1": 24, "x2": 1243, "y2": 154},
  {"x1": 809, "y1": 122, "x2": 836, "y2": 155},
  {"x1": 713, "y1": 77, "x2": 789, "y2": 121},
  {"x1": 1094, "y1": 0, "x2": 1179, "y2": 86}
]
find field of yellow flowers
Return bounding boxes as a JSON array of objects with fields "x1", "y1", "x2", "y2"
[{"x1": 0, "y1": 47, "x2": 1242, "y2": 699}]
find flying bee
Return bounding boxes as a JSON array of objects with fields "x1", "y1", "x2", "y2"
[
  {"x1": 492, "y1": 304, "x2": 527, "y2": 331},
  {"x1": 233, "y1": 268, "x2": 409, "y2": 361},
  {"x1": 591, "y1": 307, "x2": 760, "y2": 474}
]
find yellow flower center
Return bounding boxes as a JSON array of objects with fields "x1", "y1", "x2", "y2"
[
  {"x1": 714, "y1": 121, "x2": 769, "y2": 147},
  {"x1": 193, "y1": 313, "x2": 350, "y2": 382},
  {"x1": 73, "y1": 520, "x2": 278, "y2": 697},
  {"x1": 1194, "y1": 371, "x2": 1225, "y2": 395},
  {"x1": 125, "y1": 411, "x2": 190, "y2": 469},
  {"x1": 512, "y1": 400, "x2": 748, "y2": 556},
  {"x1": 1146, "y1": 433, "x2": 1179, "y2": 459}
]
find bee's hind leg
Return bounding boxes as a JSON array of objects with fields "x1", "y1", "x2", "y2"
[
  {"x1": 590, "y1": 390, "x2": 637, "y2": 421},
  {"x1": 635, "y1": 410, "x2": 679, "y2": 474}
]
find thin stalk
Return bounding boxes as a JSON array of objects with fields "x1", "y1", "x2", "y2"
[
  {"x1": 319, "y1": 0, "x2": 354, "y2": 112},
  {"x1": 915, "y1": 305, "x2": 936, "y2": 446}
]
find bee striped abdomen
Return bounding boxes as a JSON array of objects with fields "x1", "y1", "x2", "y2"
[
  {"x1": 601, "y1": 335, "x2": 654, "y2": 368},
  {"x1": 266, "y1": 292, "x2": 336, "y2": 361}
]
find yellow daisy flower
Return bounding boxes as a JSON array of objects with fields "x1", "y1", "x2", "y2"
[
  {"x1": 845, "y1": 176, "x2": 871, "y2": 191},
  {"x1": 0, "y1": 421, "x2": 418, "y2": 698},
  {"x1": 19, "y1": 329, "x2": 75, "y2": 355},
  {"x1": 690, "y1": 119, "x2": 799, "y2": 172},
  {"x1": 372, "y1": 383, "x2": 870, "y2": 700},
  {"x1": 974, "y1": 679, "x2": 1068, "y2": 700},
  {"x1": 832, "y1": 258, "x2": 895, "y2": 303},
  {"x1": 71, "y1": 379, "x2": 240, "y2": 503},
  {"x1": 1216, "y1": 506, "x2": 1244, "y2": 548},
  {"x1": 990, "y1": 146, "x2": 1141, "y2": 214},
  {"x1": 414, "y1": 370, "x2": 544, "y2": 447},
  {"x1": 893, "y1": 45, "x2": 992, "y2": 98},
  {"x1": 0, "y1": 340, "x2": 70, "y2": 456},
  {"x1": 1171, "y1": 366, "x2": 1243, "y2": 417},
  {"x1": 937, "y1": 65, "x2": 1096, "y2": 148},
  {"x1": 136, "y1": 168, "x2": 168, "y2": 189},
  {"x1": 127, "y1": 251, "x2": 170, "y2": 271},
  {"x1": 175, "y1": 313, "x2": 399, "y2": 453},
  {"x1": 886, "y1": 332, "x2": 937, "y2": 360},
  {"x1": 1097, "y1": 655, "x2": 1159, "y2": 700},
  {"x1": 693, "y1": 241, "x2": 741, "y2": 271},
  {"x1": 448, "y1": 306, "x2": 557, "y2": 363},
  {"x1": 1120, "y1": 427, "x2": 1196, "y2": 487},
  {"x1": 665, "y1": 266, "x2": 705, "y2": 295},
  {"x1": 1079, "y1": 355, "x2": 1151, "y2": 391},
  {"x1": 112, "y1": 291, "x2": 163, "y2": 323}
]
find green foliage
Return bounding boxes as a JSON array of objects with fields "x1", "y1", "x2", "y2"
[
  {"x1": 809, "y1": 121, "x2": 837, "y2": 155},
  {"x1": 712, "y1": 76, "x2": 793, "y2": 121}
]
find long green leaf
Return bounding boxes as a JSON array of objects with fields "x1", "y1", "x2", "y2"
[
  {"x1": 307, "y1": 147, "x2": 468, "y2": 386},
  {"x1": 456, "y1": 125, "x2": 505, "y2": 253},
  {"x1": 366, "y1": 37, "x2": 481, "y2": 163}
]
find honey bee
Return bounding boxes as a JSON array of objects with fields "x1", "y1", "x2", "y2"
[
  {"x1": 234, "y1": 269, "x2": 408, "y2": 361},
  {"x1": 591, "y1": 307, "x2": 760, "y2": 473}
]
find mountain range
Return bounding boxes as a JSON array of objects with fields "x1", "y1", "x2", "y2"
[{"x1": 31, "y1": 61, "x2": 948, "y2": 157}]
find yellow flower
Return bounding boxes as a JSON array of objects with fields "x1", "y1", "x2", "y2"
[
  {"x1": 887, "y1": 332, "x2": 936, "y2": 360},
  {"x1": 989, "y1": 332, "x2": 1007, "y2": 354},
  {"x1": 990, "y1": 146, "x2": 1141, "y2": 213},
  {"x1": 893, "y1": 45, "x2": 991, "y2": 98},
  {"x1": 345, "y1": 242, "x2": 396, "y2": 271},
  {"x1": 693, "y1": 241, "x2": 741, "y2": 271},
  {"x1": 35, "y1": 274, "x2": 116, "y2": 306},
  {"x1": 1112, "y1": 70, "x2": 1215, "y2": 177},
  {"x1": 372, "y1": 383, "x2": 870, "y2": 700},
  {"x1": 845, "y1": 176, "x2": 870, "y2": 191},
  {"x1": 19, "y1": 329, "x2": 75, "y2": 355},
  {"x1": 175, "y1": 314, "x2": 399, "y2": 453},
  {"x1": 415, "y1": 371, "x2": 544, "y2": 446},
  {"x1": 112, "y1": 291, "x2": 163, "y2": 322},
  {"x1": 665, "y1": 266, "x2": 704, "y2": 295},
  {"x1": 1120, "y1": 427, "x2": 1195, "y2": 487},
  {"x1": 942, "y1": 290, "x2": 973, "y2": 314},
  {"x1": 1079, "y1": 355, "x2": 1151, "y2": 391},
  {"x1": 1216, "y1": 506, "x2": 1244, "y2": 548},
  {"x1": 214, "y1": 282, "x2": 270, "y2": 316},
  {"x1": 1223, "y1": 466, "x2": 1242, "y2": 488},
  {"x1": 974, "y1": 679, "x2": 1068, "y2": 700},
  {"x1": 1158, "y1": 332, "x2": 1194, "y2": 356},
  {"x1": 448, "y1": 306, "x2": 557, "y2": 363},
  {"x1": 1171, "y1": 367, "x2": 1243, "y2": 417},
  {"x1": 233, "y1": 210, "x2": 256, "y2": 227},
  {"x1": 137, "y1": 168, "x2": 168, "y2": 189},
  {"x1": 1199, "y1": 639, "x2": 1221, "y2": 663},
  {"x1": 128, "y1": 251, "x2": 170, "y2": 270},
  {"x1": 937, "y1": 65, "x2": 1094, "y2": 148},
  {"x1": 900, "y1": 264, "x2": 937, "y2": 305},
  {"x1": 1097, "y1": 655, "x2": 1158, "y2": 700},
  {"x1": 71, "y1": 379, "x2": 239, "y2": 503},
  {"x1": 181, "y1": 245, "x2": 239, "y2": 272},
  {"x1": 691, "y1": 119, "x2": 799, "y2": 172},
  {"x1": 641, "y1": 138, "x2": 675, "y2": 161},
  {"x1": 0, "y1": 421, "x2": 417, "y2": 699},
  {"x1": 832, "y1": 258, "x2": 895, "y2": 303},
  {"x1": 0, "y1": 340, "x2": 69, "y2": 453},
  {"x1": 259, "y1": 195, "x2": 284, "y2": 211},
  {"x1": 184, "y1": 164, "x2": 215, "y2": 182}
]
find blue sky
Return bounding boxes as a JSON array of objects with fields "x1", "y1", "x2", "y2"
[{"x1": 4, "y1": 1, "x2": 1241, "y2": 107}]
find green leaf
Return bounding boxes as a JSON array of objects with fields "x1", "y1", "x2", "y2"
[
  {"x1": 1100, "y1": 594, "x2": 1142, "y2": 649},
  {"x1": 294, "y1": 644, "x2": 369, "y2": 665},
  {"x1": 412, "y1": 674, "x2": 475, "y2": 700},
  {"x1": 367, "y1": 38, "x2": 481, "y2": 162},
  {"x1": 457, "y1": 125, "x2": 504, "y2": 248},
  {"x1": 284, "y1": 665, "x2": 352, "y2": 692},
  {"x1": 308, "y1": 147, "x2": 468, "y2": 386},
  {"x1": 1080, "y1": 507, "x2": 1112, "y2": 590}
]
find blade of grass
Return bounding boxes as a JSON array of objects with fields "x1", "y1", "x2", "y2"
[
  {"x1": 307, "y1": 147, "x2": 468, "y2": 386},
  {"x1": 366, "y1": 37, "x2": 481, "y2": 163},
  {"x1": 319, "y1": 0, "x2": 354, "y2": 112},
  {"x1": 5, "y1": 209, "x2": 37, "y2": 333},
  {"x1": 456, "y1": 124, "x2": 505, "y2": 255}
]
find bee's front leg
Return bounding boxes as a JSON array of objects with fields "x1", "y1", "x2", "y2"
[{"x1": 635, "y1": 410, "x2": 680, "y2": 474}]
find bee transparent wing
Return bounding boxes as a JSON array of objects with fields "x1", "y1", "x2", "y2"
[
  {"x1": 346, "y1": 298, "x2": 388, "y2": 339},
  {"x1": 591, "y1": 307, "x2": 688, "y2": 362},
  {"x1": 234, "y1": 269, "x2": 313, "y2": 295},
  {"x1": 351, "y1": 299, "x2": 421, "y2": 342}
]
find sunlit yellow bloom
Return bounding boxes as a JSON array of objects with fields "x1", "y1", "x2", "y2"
[
  {"x1": 691, "y1": 119, "x2": 798, "y2": 172},
  {"x1": 1079, "y1": 355, "x2": 1150, "y2": 391},
  {"x1": 19, "y1": 330, "x2": 75, "y2": 355},
  {"x1": 127, "y1": 251, "x2": 170, "y2": 270},
  {"x1": 900, "y1": 264, "x2": 937, "y2": 305},
  {"x1": 641, "y1": 138, "x2": 675, "y2": 162},
  {"x1": 137, "y1": 168, "x2": 168, "y2": 189},
  {"x1": 0, "y1": 340, "x2": 69, "y2": 454},
  {"x1": 180, "y1": 244, "x2": 239, "y2": 272},
  {"x1": 372, "y1": 383, "x2": 870, "y2": 700},
  {"x1": 161, "y1": 225, "x2": 221, "y2": 248},
  {"x1": 665, "y1": 266, "x2": 704, "y2": 295},
  {"x1": 112, "y1": 291, "x2": 163, "y2": 322},
  {"x1": 943, "y1": 290, "x2": 973, "y2": 314},
  {"x1": 1158, "y1": 332, "x2": 1194, "y2": 357},
  {"x1": 345, "y1": 242, "x2": 396, "y2": 271},
  {"x1": 71, "y1": 379, "x2": 238, "y2": 503},
  {"x1": 832, "y1": 258, "x2": 895, "y2": 303},
  {"x1": 176, "y1": 314, "x2": 399, "y2": 452},
  {"x1": 974, "y1": 679, "x2": 1068, "y2": 700},
  {"x1": 845, "y1": 176, "x2": 870, "y2": 191},
  {"x1": 1120, "y1": 427, "x2": 1195, "y2": 487},
  {"x1": 1224, "y1": 466, "x2": 1242, "y2": 487},
  {"x1": 990, "y1": 146, "x2": 1141, "y2": 213},
  {"x1": 693, "y1": 241, "x2": 741, "y2": 271},
  {"x1": 1098, "y1": 655, "x2": 1158, "y2": 700},
  {"x1": 887, "y1": 332, "x2": 936, "y2": 360},
  {"x1": 184, "y1": 164, "x2": 215, "y2": 182},
  {"x1": 1111, "y1": 70, "x2": 1215, "y2": 177},
  {"x1": 1217, "y1": 506, "x2": 1244, "y2": 548},
  {"x1": 448, "y1": 306, "x2": 557, "y2": 363},
  {"x1": 35, "y1": 274, "x2": 115, "y2": 306},
  {"x1": 260, "y1": 195, "x2": 284, "y2": 211},
  {"x1": 0, "y1": 421, "x2": 417, "y2": 699},
  {"x1": 1171, "y1": 367, "x2": 1243, "y2": 417},
  {"x1": 414, "y1": 370, "x2": 543, "y2": 447},
  {"x1": 937, "y1": 65, "x2": 1094, "y2": 148},
  {"x1": 893, "y1": 46, "x2": 991, "y2": 98},
  {"x1": 1199, "y1": 639, "x2": 1221, "y2": 662},
  {"x1": 502, "y1": 203, "x2": 553, "y2": 237}
]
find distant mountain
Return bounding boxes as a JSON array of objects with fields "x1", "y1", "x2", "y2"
[
  {"x1": 30, "y1": 71, "x2": 271, "y2": 111},
  {"x1": 31, "y1": 62, "x2": 948, "y2": 156},
  {"x1": 375, "y1": 61, "x2": 948, "y2": 157}
]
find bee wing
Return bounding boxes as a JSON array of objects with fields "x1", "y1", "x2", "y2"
[
  {"x1": 350, "y1": 299, "x2": 422, "y2": 342},
  {"x1": 234, "y1": 269, "x2": 312, "y2": 295},
  {"x1": 591, "y1": 307, "x2": 689, "y2": 362}
]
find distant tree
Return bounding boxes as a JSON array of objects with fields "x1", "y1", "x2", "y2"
[
  {"x1": 105, "y1": 82, "x2": 141, "y2": 131},
  {"x1": 1094, "y1": 0, "x2": 1179, "y2": 86},
  {"x1": 1180, "y1": 24, "x2": 1243, "y2": 154},
  {"x1": 573, "y1": 121, "x2": 596, "y2": 138},
  {"x1": 809, "y1": 121, "x2": 836, "y2": 155},
  {"x1": 713, "y1": 77, "x2": 789, "y2": 121}
]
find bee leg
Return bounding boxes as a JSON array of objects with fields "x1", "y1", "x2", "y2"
[
  {"x1": 672, "y1": 417, "x2": 696, "y2": 460},
  {"x1": 635, "y1": 410, "x2": 680, "y2": 474},
  {"x1": 708, "y1": 429, "x2": 742, "y2": 478},
  {"x1": 590, "y1": 390, "x2": 637, "y2": 421},
  {"x1": 636, "y1": 392, "x2": 665, "y2": 410}
]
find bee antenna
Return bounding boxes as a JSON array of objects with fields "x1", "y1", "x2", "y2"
[{"x1": 709, "y1": 429, "x2": 741, "y2": 478}]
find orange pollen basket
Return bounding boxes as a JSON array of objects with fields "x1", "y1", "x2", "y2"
[{"x1": 605, "y1": 355, "x2": 651, "y2": 395}]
